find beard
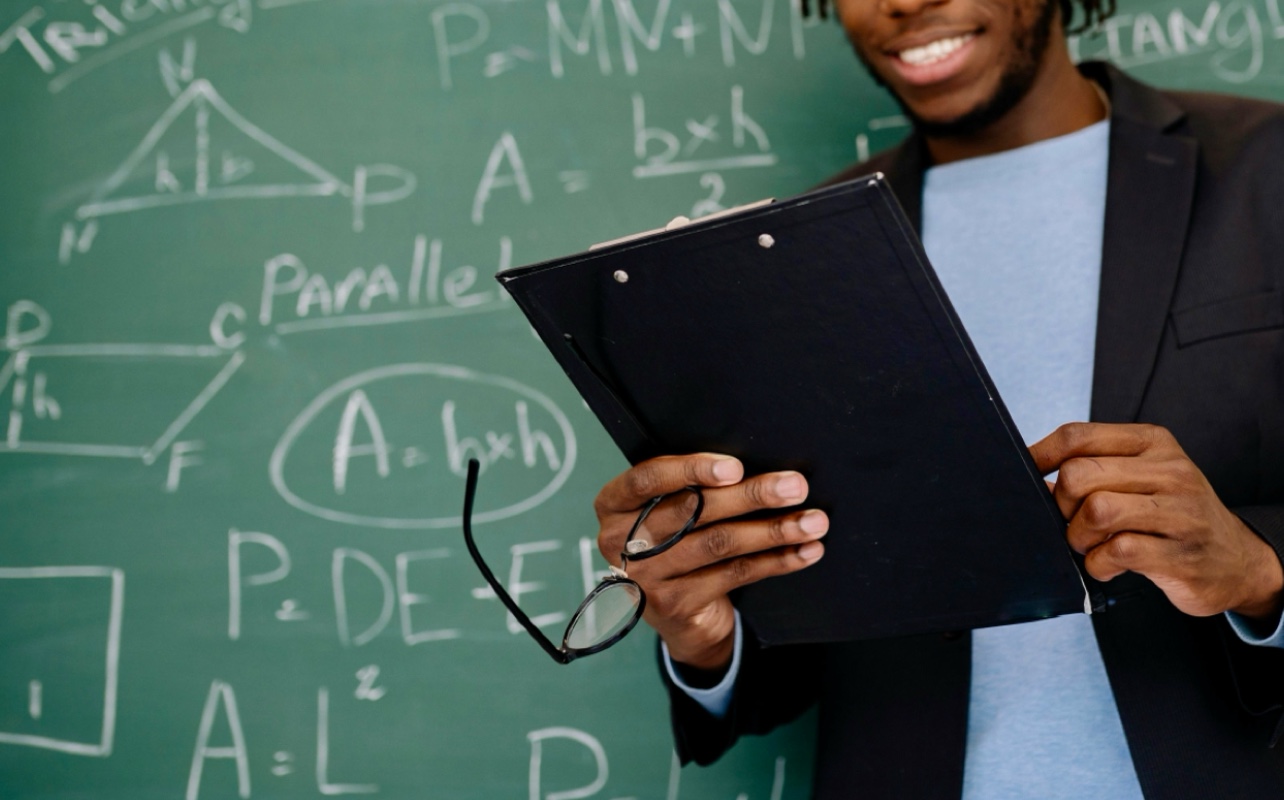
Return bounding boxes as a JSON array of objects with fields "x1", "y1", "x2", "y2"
[{"x1": 854, "y1": 0, "x2": 1058, "y2": 139}]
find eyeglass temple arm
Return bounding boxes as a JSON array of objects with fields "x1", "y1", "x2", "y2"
[{"x1": 461, "y1": 458, "x2": 572, "y2": 665}]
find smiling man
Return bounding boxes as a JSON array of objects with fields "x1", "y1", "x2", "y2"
[{"x1": 592, "y1": 0, "x2": 1284, "y2": 797}]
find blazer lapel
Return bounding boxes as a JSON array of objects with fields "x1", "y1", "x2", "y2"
[
  {"x1": 886, "y1": 134, "x2": 927, "y2": 233},
  {"x1": 1087, "y1": 63, "x2": 1198, "y2": 424}
]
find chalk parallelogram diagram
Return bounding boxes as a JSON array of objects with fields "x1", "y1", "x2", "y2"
[
  {"x1": 0, "y1": 344, "x2": 244, "y2": 467},
  {"x1": 0, "y1": 303, "x2": 245, "y2": 474}
]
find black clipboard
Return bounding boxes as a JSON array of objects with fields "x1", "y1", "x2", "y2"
[{"x1": 497, "y1": 175, "x2": 1099, "y2": 646}]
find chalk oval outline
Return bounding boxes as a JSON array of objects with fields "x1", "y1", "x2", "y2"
[{"x1": 270, "y1": 363, "x2": 577, "y2": 529}]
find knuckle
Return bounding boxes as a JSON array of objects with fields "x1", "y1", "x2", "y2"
[
  {"x1": 742, "y1": 476, "x2": 770, "y2": 508},
  {"x1": 1175, "y1": 535, "x2": 1206, "y2": 560},
  {"x1": 1141, "y1": 423, "x2": 1171, "y2": 447},
  {"x1": 1065, "y1": 524, "x2": 1093, "y2": 554},
  {"x1": 1172, "y1": 460, "x2": 1204, "y2": 489},
  {"x1": 596, "y1": 520, "x2": 628, "y2": 561},
  {"x1": 767, "y1": 516, "x2": 791, "y2": 547},
  {"x1": 1155, "y1": 470, "x2": 1185, "y2": 496},
  {"x1": 1104, "y1": 534, "x2": 1135, "y2": 564},
  {"x1": 646, "y1": 587, "x2": 678, "y2": 619},
  {"x1": 1059, "y1": 422, "x2": 1091, "y2": 451},
  {"x1": 1080, "y1": 493, "x2": 1115, "y2": 529},
  {"x1": 1084, "y1": 555, "x2": 1114, "y2": 581},
  {"x1": 700, "y1": 525, "x2": 736, "y2": 561},
  {"x1": 678, "y1": 488, "x2": 702, "y2": 519},
  {"x1": 683, "y1": 456, "x2": 712, "y2": 487},
  {"x1": 780, "y1": 546, "x2": 802, "y2": 569},
  {"x1": 625, "y1": 464, "x2": 663, "y2": 500},
  {"x1": 592, "y1": 479, "x2": 622, "y2": 520},
  {"x1": 726, "y1": 556, "x2": 754, "y2": 586},
  {"x1": 1057, "y1": 461, "x2": 1085, "y2": 495}
]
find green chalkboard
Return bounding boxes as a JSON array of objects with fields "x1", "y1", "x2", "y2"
[{"x1": 1, "y1": 0, "x2": 1283, "y2": 797}]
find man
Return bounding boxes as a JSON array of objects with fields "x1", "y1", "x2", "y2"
[{"x1": 593, "y1": 0, "x2": 1284, "y2": 797}]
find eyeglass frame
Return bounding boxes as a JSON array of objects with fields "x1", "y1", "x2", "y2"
[{"x1": 460, "y1": 457, "x2": 704, "y2": 664}]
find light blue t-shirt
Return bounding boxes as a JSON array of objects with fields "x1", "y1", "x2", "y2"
[
  {"x1": 668, "y1": 119, "x2": 1284, "y2": 796},
  {"x1": 925, "y1": 119, "x2": 1141, "y2": 800}
]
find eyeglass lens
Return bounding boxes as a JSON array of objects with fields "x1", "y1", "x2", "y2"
[
  {"x1": 565, "y1": 580, "x2": 644, "y2": 650},
  {"x1": 563, "y1": 487, "x2": 702, "y2": 651}
]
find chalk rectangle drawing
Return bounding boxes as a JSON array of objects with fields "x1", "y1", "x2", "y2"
[{"x1": 0, "y1": 567, "x2": 124, "y2": 756}]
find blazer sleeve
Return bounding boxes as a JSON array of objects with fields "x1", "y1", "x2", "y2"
[
  {"x1": 662, "y1": 623, "x2": 824, "y2": 766},
  {"x1": 1223, "y1": 504, "x2": 1284, "y2": 739}
]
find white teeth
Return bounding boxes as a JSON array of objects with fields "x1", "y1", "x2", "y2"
[{"x1": 897, "y1": 34, "x2": 974, "y2": 66}]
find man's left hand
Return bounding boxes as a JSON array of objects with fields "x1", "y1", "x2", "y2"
[{"x1": 1030, "y1": 422, "x2": 1284, "y2": 621}]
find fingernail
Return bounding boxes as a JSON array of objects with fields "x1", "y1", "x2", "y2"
[
  {"x1": 799, "y1": 510, "x2": 828, "y2": 535},
  {"x1": 799, "y1": 541, "x2": 824, "y2": 562},
  {"x1": 776, "y1": 474, "x2": 806, "y2": 502},
  {"x1": 711, "y1": 457, "x2": 740, "y2": 483}
]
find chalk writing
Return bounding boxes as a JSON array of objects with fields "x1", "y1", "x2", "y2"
[
  {"x1": 429, "y1": 0, "x2": 817, "y2": 89},
  {"x1": 228, "y1": 529, "x2": 294, "y2": 641},
  {"x1": 229, "y1": 531, "x2": 466, "y2": 647},
  {"x1": 184, "y1": 681, "x2": 381, "y2": 798},
  {"x1": 1070, "y1": 0, "x2": 1284, "y2": 82},
  {"x1": 1, "y1": 301, "x2": 244, "y2": 479},
  {"x1": 186, "y1": 680, "x2": 251, "y2": 800},
  {"x1": 527, "y1": 727, "x2": 608, "y2": 800},
  {"x1": 271, "y1": 751, "x2": 294, "y2": 778},
  {"x1": 28, "y1": 681, "x2": 42, "y2": 721},
  {"x1": 0, "y1": 567, "x2": 124, "y2": 757},
  {"x1": 270, "y1": 364, "x2": 577, "y2": 530},
  {"x1": 227, "y1": 528, "x2": 625, "y2": 647},
  {"x1": 354, "y1": 666, "x2": 385, "y2": 701},
  {"x1": 242, "y1": 235, "x2": 512, "y2": 338},
  {"x1": 67, "y1": 71, "x2": 413, "y2": 258},
  {"x1": 471, "y1": 539, "x2": 568, "y2": 634},
  {"x1": 316, "y1": 688, "x2": 379, "y2": 795},
  {"x1": 525, "y1": 726, "x2": 789, "y2": 800},
  {"x1": 474, "y1": 132, "x2": 534, "y2": 225},
  {"x1": 855, "y1": 114, "x2": 911, "y2": 162},
  {"x1": 632, "y1": 85, "x2": 777, "y2": 179},
  {"x1": 0, "y1": 1, "x2": 250, "y2": 93}
]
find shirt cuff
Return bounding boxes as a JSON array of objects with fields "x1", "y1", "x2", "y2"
[
  {"x1": 661, "y1": 609, "x2": 743, "y2": 719},
  {"x1": 1225, "y1": 608, "x2": 1284, "y2": 648}
]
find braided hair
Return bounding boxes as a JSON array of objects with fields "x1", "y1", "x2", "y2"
[{"x1": 799, "y1": 0, "x2": 1116, "y2": 35}]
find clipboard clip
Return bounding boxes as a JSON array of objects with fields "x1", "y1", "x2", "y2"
[{"x1": 590, "y1": 198, "x2": 777, "y2": 251}]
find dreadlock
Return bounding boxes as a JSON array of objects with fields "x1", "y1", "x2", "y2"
[{"x1": 799, "y1": 0, "x2": 1116, "y2": 35}]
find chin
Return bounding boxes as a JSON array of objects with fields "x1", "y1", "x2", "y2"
[{"x1": 906, "y1": 97, "x2": 987, "y2": 130}]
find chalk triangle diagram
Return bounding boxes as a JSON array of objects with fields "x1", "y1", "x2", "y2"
[{"x1": 76, "y1": 80, "x2": 351, "y2": 220}]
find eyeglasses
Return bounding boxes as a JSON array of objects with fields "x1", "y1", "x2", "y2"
[{"x1": 461, "y1": 457, "x2": 703, "y2": 663}]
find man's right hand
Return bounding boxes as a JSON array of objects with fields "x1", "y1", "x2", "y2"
[{"x1": 594, "y1": 453, "x2": 828, "y2": 672}]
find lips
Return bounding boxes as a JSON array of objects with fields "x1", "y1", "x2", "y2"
[{"x1": 886, "y1": 31, "x2": 979, "y2": 86}]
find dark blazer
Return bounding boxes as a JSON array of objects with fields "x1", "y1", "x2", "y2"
[{"x1": 664, "y1": 63, "x2": 1284, "y2": 799}]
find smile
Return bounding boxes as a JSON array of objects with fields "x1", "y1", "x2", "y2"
[{"x1": 895, "y1": 34, "x2": 977, "y2": 66}]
